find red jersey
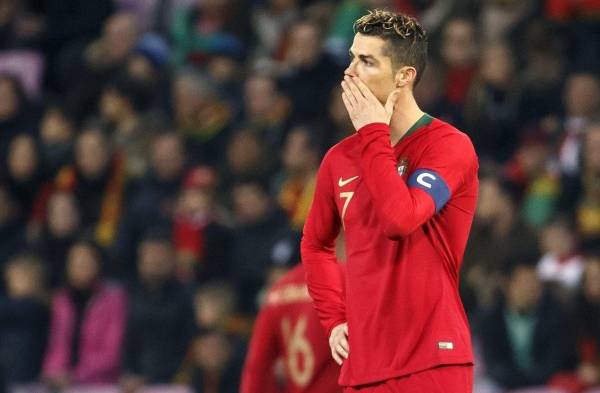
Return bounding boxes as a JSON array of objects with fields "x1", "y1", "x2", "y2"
[
  {"x1": 301, "y1": 114, "x2": 479, "y2": 387},
  {"x1": 240, "y1": 264, "x2": 341, "y2": 393}
]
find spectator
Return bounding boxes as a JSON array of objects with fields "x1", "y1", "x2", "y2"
[
  {"x1": 121, "y1": 230, "x2": 194, "y2": 392},
  {"x1": 461, "y1": 172, "x2": 538, "y2": 316},
  {"x1": 558, "y1": 73, "x2": 600, "y2": 176},
  {"x1": 34, "y1": 191, "x2": 81, "y2": 288},
  {"x1": 99, "y1": 76, "x2": 155, "y2": 180},
  {"x1": 252, "y1": 0, "x2": 299, "y2": 58},
  {"x1": 116, "y1": 132, "x2": 187, "y2": 279},
  {"x1": 279, "y1": 19, "x2": 342, "y2": 122},
  {"x1": 170, "y1": 0, "x2": 248, "y2": 69},
  {"x1": 537, "y1": 216, "x2": 585, "y2": 296},
  {"x1": 230, "y1": 177, "x2": 299, "y2": 313},
  {"x1": 173, "y1": 166, "x2": 232, "y2": 283},
  {"x1": 556, "y1": 254, "x2": 600, "y2": 393},
  {"x1": 576, "y1": 121, "x2": 600, "y2": 248},
  {"x1": 439, "y1": 17, "x2": 479, "y2": 117},
  {"x1": 464, "y1": 41, "x2": 521, "y2": 163},
  {"x1": 241, "y1": 73, "x2": 292, "y2": 153},
  {"x1": 272, "y1": 126, "x2": 321, "y2": 229},
  {"x1": 53, "y1": 126, "x2": 126, "y2": 249},
  {"x1": 180, "y1": 281, "x2": 243, "y2": 393},
  {"x1": 4, "y1": 134, "x2": 42, "y2": 226},
  {"x1": 43, "y1": 239, "x2": 127, "y2": 389},
  {"x1": 0, "y1": 254, "x2": 48, "y2": 387},
  {"x1": 37, "y1": 102, "x2": 76, "y2": 180},
  {"x1": 172, "y1": 70, "x2": 234, "y2": 166},
  {"x1": 479, "y1": 252, "x2": 571, "y2": 390},
  {"x1": 220, "y1": 129, "x2": 273, "y2": 195},
  {"x1": 62, "y1": 11, "x2": 140, "y2": 120},
  {"x1": 0, "y1": 74, "x2": 36, "y2": 172}
]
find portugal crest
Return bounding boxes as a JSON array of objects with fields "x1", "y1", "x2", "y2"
[{"x1": 397, "y1": 158, "x2": 409, "y2": 176}]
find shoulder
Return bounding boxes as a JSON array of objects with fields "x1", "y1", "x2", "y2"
[
  {"x1": 429, "y1": 118, "x2": 476, "y2": 155},
  {"x1": 322, "y1": 134, "x2": 360, "y2": 164}
]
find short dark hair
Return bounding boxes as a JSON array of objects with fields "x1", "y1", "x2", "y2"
[{"x1": 353, "y1": 9, "x2": 428, "y2": 85}]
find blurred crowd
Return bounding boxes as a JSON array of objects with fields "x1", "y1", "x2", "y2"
[{"x1": 0, "y1": 0, "x2": 598, "y2": 392}]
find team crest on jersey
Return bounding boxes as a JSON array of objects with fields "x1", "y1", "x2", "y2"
[{"x1": 397, "y1": 158, "x2": 409, "y2": 176}]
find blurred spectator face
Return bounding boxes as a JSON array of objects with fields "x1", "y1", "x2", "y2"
[
  {"x1": 270, "y1": 0, "x2": 297, "y2": 12},
  {"x1": 207, "y1": 56, "x2": 237, "y2": 84},
  {"x1": 233, "y1": 183, "x2": 270, "y2": 224},
  {"x1": 127, "y1": 55, "x2": 156, "y2": 81},
  {"x1": 67, "y1": 243, "x2": 100, "y2": 290},
  {"x1": 0, "y1": 0, "x2": 18, "y2": 24},
  {"x1": 103, "y1": 12, "x2": 139, "y2": 62},
  {"x1": 583, "y1": 124, "x2": 600, "y2": 173},
  {"x1": 173, "y1": 72, "x2": 211, "y2": 124},
  {"x1": 583, "y1": 258, "x2": 600, "y2": 303},
  {"x1": 178, "y1": 188, "x2": 212, "y2": 218},
  {"x1": 244, "y1": 75, "x2": 277, "y2": 118},
  {"x1": 476, "y1": 177, "x2": 510, "y2": 224},
  {"x1": 0, "y1": 76, "x2": 21, "y2": 121},
  {"x1": 5, "y1": 257, "x2": 44, "y2": 299},
  {"x1": 541, "y1": 221, "x2": 576, "y2": 257},
  {"x1": 286, "y1": 21, "x2": 321, "y2": 67},
  {"x1": 506, "y1": 265, "x2": 542, "y2": 313},
  {"x1": 441, "y1": 19, "x2": 478, "y2": 67},
  {"x1": 138, "y1": 239, "x2": 174, "y2": 285},
  {"x1": 282, "y1": 127, "x2": 317, "y2": 174},
  {"x1": 76, "y1": 129, "x2": 111, "y2": 179},
  {"x1": 226, "y1": 131, "x2": 263, "y2": 175},
  {"x1": 100, "y1": 87, "x2": 129, "y2": 123},
  {"x1": 8, "y1": 134, "x2": 38, "y2": 181},
  {"x1": 480, "y1": 42, "x2": 514, "y2": 88},
  {"x1": 515, "y1": 141, "x2": 549, "y2": 177},
  {"x1": 40, "y1": 107, "x2": 74, "y2": 144},
  {"x1": 193, "y1": 332, "x2": 231, "y2": 375},
  {"x1": 564, "y1": 74, "x2": 600, "y2": 118},
  {"x1": 151, "y1": 134, "x2": 185, "y2": 181},
  {"x1": 194, "y1": 283, "x2": 235, "y2": 329},
  {"x1": 47, "y1": 192, "x2": 80, "y2": 238}
]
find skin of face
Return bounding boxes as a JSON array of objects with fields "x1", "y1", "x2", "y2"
[{"x1": 344, "y1": 33, "x2": 397, "y2": 105}]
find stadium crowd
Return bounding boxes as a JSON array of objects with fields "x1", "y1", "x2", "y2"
[{"x1": 0, "y1": 0, "x2": 598, "y2": 392}]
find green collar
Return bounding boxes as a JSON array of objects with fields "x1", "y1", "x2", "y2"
[{"x1": 399, "y1": 113, "x2": 433, "y2": 143}]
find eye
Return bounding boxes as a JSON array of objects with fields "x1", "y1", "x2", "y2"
[{"x1": 362, "y1": 59, "x2": 373, "y2": 66}]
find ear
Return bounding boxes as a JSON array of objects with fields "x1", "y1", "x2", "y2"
[{"x1": 394, "y1": 66, "x2": 418, "y2": 88}]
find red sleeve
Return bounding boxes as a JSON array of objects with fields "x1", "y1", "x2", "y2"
[
  {"x1": 301, "y1": 151, "x2": 346, "y2": 338},
  {"x1": 240, "y1": 304, "x2": 282, "y2": 393},
  {"x1": 358, "y1": 122, "x2": 477, "y2": 239}
]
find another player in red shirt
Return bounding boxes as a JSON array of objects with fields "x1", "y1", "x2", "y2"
[
  {"x1": 240, "y1": 263, "x2": 341, "y2": 393},
  {"x1": 301, "y1": 9, "x2": 479, "y2": 393}
]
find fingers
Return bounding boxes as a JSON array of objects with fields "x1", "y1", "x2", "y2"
[
  {"x1": 341, "y1": 80, "x2": 358, "y2": 108},
  {"x1": 329, "y1": 324, "x2": 350, "y2": 365},
  {"x1": 349, "y1": 76, "x2": 377, "y2": 101},
  {"x1": 343, "y1": 75, "x2": 365, "y2": 100}
]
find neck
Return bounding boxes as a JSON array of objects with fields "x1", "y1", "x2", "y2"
[{"x1": 389, "y1": 91, "x2": 425, "y2": 145}]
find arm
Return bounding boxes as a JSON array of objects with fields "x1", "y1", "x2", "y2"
[
  {"x1": 240, "y1": 304, "x2": 281, "y2": 393},
  {"x1": 358, "y1": 123, "x2": 475, "y2": 238},
  {"x1": 301, "y1": 152, "x2": 346, "y2": 338}
]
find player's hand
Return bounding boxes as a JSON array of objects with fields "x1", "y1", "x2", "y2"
[
  {"x1": 341, "y1": 75, "x2": 399, "y2": 131},
  {"x1": 329, "y1": 322, "x2": 349, "y2": 365}
]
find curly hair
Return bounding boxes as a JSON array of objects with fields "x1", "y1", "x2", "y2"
[{"x1": 353, "y1": 9, "x2": 428, "y2": 85}]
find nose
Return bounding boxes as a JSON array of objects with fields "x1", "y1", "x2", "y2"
[{"x1": 344, "y1": 60, "x2": 357, "y2": 77}]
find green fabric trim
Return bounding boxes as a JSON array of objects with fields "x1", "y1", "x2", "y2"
[{"x1": 399, "y1": 113, "x2": 433, "y2": 142}]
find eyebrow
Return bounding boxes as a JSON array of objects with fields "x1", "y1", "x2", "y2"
[{"x1": 349, "y1": 49, "x2": 377, "y2": 63}]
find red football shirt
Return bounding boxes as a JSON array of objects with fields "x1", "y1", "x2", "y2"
[
  {"x1": 301, "y1": 114, "x2": 478, "y2": 386},
  {"x1": 240, "y1": 264, "x2": 341, "y2": 393}
]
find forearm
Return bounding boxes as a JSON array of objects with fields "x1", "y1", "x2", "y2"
[
  {"x1": 358, "y1": 123, "x2": 434, "y2": 238},
  {"x1": 301, "y1": 236, "x2": 346, "y2": 337}
]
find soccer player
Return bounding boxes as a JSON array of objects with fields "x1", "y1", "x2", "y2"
[
  {"x1": 240, "y1": 263, "x2": 341, "y2": 393},
  {"x1": 301, "y1": 9, "x2": 479, "y2": 393}
]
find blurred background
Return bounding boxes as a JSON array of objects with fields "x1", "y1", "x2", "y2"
[{"x1": 0, "y1": 0, "x2": 598, "y2": 392}]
